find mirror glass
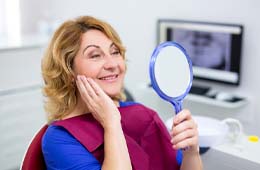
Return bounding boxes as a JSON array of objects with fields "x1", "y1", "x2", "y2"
[
  {"x1": 149, "y1": 41, "x2": 193, "y2": 113},
  {"x1": 154, "y1": 45, "x2": 191, "y2": 97}
]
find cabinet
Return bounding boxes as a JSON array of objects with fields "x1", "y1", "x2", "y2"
[
  {"x1": 0, "y1": 45, "x2": 46, "y2": 170},
  {"x1": 0, "y1": 47, "x2": 44, "y2": 90}
]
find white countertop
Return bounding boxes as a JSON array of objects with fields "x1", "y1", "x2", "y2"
[{"x1": 213, "y1": 134, "x2": 260, "y2": 164}]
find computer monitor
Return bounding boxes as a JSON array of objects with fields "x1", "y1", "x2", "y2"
[{"x1": 157, "y1": 19, "x2": 243, "y2": 86}]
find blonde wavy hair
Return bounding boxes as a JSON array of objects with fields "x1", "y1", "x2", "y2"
[{"x1": 42, "y1": 16, "x2": 126, "y2": 123}]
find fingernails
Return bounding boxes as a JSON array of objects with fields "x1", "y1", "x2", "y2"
[
  {"x1": 77, "y1": 75, "x2": 91, "y2": 82},
  {"x1": 77, "y1": 75, "x2": 86, "y2": 81},
  {"x1": 171, "y1": 138, "x2": 175, "y2": 144},
  {"x1": 86, "y1": 77, "x2": 91, "y2": 82},
  {"x1": 82, "y1": 76, "x2": 87, "y2": 81},
  {"x1": 77, "y1": 75, "x2": 83, "y2": 80}
]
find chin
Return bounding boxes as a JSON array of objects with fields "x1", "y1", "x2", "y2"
[
  {"x1": 103, "y1": 89, "x2": 121, "y2": 99},
  {"x1": 106, "y1": 92, "x2": 121, "y2": 98}
]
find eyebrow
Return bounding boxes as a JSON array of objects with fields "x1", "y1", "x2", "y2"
[
  {"x1": 82, "y1": 45, "x2": 99, "y2": 55},
  {"x1": 82, "y1": 43, "x2": 116, "y2": 55}
]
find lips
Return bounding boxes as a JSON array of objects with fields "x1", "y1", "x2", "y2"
[{"x1": 99, "y1": 74, "x2": 118, "y2": 81}]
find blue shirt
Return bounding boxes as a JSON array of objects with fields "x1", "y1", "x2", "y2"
[
  {"x1": 42, "y1": 101, "x2": 137, "y2": 170},
  {"x1": 42, "y1": 101, "x2": 182, "y2": 170},
  {"x1": 42, "y1": 125, "x2": 101, "y2": 170}
]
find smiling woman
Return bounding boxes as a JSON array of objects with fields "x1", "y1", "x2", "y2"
[
  {"x1": 21, "y1": 15, "x2": 202, "y2": 170},
  {"x1": 72, "y1": 30, "x2": 126, "y2": 101},
  {"x1": 41, "y1": 16, "x2": 133, "y2": 170},
  {"x1": 41, "y1": 16, "x2": 127, "y2": 122}
]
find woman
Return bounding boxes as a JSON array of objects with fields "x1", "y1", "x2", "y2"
[{"x1": 41, "y1": 16, "x2": 202, "y2": 170}]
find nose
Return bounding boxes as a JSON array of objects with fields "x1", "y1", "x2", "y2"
[{"x1": 103, "y1": 55, "x2": 118, "y2": 70}]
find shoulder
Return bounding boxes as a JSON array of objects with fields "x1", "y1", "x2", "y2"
[
  {"x1": 42, "y1": 125, "x2": 101, "y2": 170},
  {"x1": 42, "y1": 125, "x2": 81, "y2": 151},
  {"x1": 42, "y1": 125, "x2": 72, "y2": 143},
  {"x1": 42, "y1": 125, "x2": 92, "y2": 159}
]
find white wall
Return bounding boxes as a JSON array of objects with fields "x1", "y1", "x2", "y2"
[
  {"x1": 19, "y1": 0, "x2": 260, "y2": 135},
  {"x1": 0, "y1": 47, "x2": 46, "y2": 170}
]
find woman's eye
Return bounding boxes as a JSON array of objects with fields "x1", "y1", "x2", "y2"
[
  {"x1": 111, "y1": 50, "x2": 121, "y2": 56},
  {"x1": 91, "y1": 54, "x2": 101, "y2": 58},
  {"x1": 89, "y1": 53, "x2": 102, "y2": 59}
]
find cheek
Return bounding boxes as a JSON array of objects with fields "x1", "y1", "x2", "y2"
[
  {"x1": 83, "y1": 66, "x2": 102, "y2": 78},
  {"x1": 120, "y1": 60, "x2": 126, "y2": 73},
  {"x1": 73, "y1": 60, "x2": 102, "y2": 77}
]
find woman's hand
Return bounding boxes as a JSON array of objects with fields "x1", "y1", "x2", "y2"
[
  {"x1": 170, "y1": 109, "x2": 199, "y2": 153},
  {"x1": 76, "y1": 75, "x2": 121, "y2": 129},
  {"x1": 76, "y1": 75, "x2": 132, "y2": 170}
]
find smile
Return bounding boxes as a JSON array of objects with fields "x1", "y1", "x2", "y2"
[{"x1": 99, "y1": 75, "x2": 119, "y2": 81}]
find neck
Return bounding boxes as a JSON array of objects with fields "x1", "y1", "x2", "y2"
[
  {"x1": 61, "y1": 98, "x2": 88, "y2": 120},
  {"x1": 62, "y1": 96, "x2": 120, "y2": 120}
]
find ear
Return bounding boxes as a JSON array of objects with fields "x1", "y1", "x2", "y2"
[
  {"x1": 70, "y1": 71, "x2": 76, "y2": 82},
  {"x1": 70, "y1": 74, "x2": 76, "y2": 86}
]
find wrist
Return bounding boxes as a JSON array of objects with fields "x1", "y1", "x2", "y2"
[
  {"x1": 182, "y1": 146, "x2": 200, "y2": 156},
  {"x1": 103, "y1": 120, "x2": 122, "y2": 132},
  {"x1": 101, "y1": 111, "x2": 121, "y2": 130}
]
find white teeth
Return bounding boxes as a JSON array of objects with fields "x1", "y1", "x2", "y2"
[{"x1": 100, "y1": 75, "x2": 117, "y2": 80}]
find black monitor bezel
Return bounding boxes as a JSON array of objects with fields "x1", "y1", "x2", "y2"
[{"x1": 157, "y1": 19, "x2": 244, "y2": 86}]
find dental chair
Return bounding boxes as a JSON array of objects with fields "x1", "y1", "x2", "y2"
[{"x1": 21, "y1": 125, "x2": 48, "y2": 170}]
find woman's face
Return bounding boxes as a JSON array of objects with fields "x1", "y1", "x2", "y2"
[{"x1": 73, "y1": 29, "x2": 126, "y2": 98}]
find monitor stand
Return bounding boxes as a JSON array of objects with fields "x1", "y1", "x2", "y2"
[
  {"x1": 189, "y1": 84, "x2": 211, "y2": 96},
  {"x1": 189, "y1": 85, "x2": 246, "y2": 103}
]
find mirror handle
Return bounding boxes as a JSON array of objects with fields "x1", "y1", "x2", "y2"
[{"x1": 171, "y1": 100, "x2": 183, "y2": 114}]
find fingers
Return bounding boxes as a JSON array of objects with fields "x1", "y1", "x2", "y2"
[
  {"x1": 170, "y1": 109, "x2": 199, "y2": 149},
  {"x1": 76, "y1": 75, "x2": 102, "y2": 112},
  {"x1": 172, "y1": 109, "x2": 192, "y2": 132},
  {"x1": 77, "y1": 76, "x2": 96, "y2": 99},
  {"x1": 171, "y1": 128, "x2": 198, "y2": 149},
  {"x1": 86, "y1": 77, "x2": 106, "y2": 97},
  {"x1": 75, "y1": 75, "x2": 120, "y2": 128},
  {"x1": 173, "y1": 109, "x2": 192, "y2": 126},
  {"x1": 171, "y1": 118, "x2": 196, "y2": 136},
  {"x1": 174, "y1": 137, "x2": 198, "y2": 150}
]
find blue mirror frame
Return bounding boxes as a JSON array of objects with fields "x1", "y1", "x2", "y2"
[{"x1": 149, "y1": 41, "x2": 193, "y2": 114}]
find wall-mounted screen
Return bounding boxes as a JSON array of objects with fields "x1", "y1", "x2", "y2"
[{"x1": 158, "y1": 19, "x2": 243, "y2": 86}]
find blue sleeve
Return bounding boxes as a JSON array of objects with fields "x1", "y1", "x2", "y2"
[
  {"x1": 42, "y1": 125, "x2": 101, "y2": 170},
  {"x1": 119, "y1": 100, "x2": 139, "y2": 107},
  {"x1": 176, "y1": 149, "x2": 183, "y2": 165}
]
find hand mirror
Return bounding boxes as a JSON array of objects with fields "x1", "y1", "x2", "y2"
[{"x1": 149, "y1": 41, "x2": 193, "y2": 114}]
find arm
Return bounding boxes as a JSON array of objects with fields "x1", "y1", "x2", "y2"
[
  {"x1": 170, "y1": 109, "x2": 203, "y2": 170},
  {"x1": 76, "y1": 76, "x2": 132, "y2": 170},
  {"x1": 180, "y1": 148, "x2": 202, "y2": 170},
  {"x1": 102, "y1": 121, "x2": 132, "y2": 170}
]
